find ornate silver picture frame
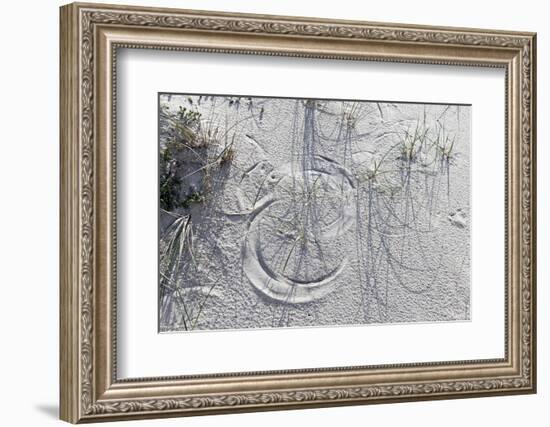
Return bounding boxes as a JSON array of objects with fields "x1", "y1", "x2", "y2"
[{"x1": 60, "y1": 2, "x2": 536, "y2": 423}]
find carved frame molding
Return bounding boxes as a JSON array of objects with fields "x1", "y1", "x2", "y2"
[{"x1": 60, "y1": 2, "x2": 536, "y2": 423}]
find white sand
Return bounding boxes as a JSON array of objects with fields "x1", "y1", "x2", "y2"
[{"x1": 159, "y1": 94, "x2": 471, "y2": 332}]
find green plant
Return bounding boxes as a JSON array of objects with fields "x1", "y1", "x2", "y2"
[
  {"x1": 219, "y1": 145, "x2": 235, "y2": 165},
  {"x1": 159, "y1": 211, "x2": 221, "y2": 331},
  {"x1": 159, "y1": 105, "x2": 206, "y2": 211},
  {"x1": 159, "y1": 213, "x2": 193, "y2": 330},
  {"x1": 437, "y1": 133, "x2": 456, "y2": 161},
  {"x1": 399, "y1": 122, "x2": 429, "y2": 162},
  {"x1": 181, "y1": 191, "x2": 205, "y2": 208}
]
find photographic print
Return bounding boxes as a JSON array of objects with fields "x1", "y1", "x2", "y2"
[
  {"x1": 60, "y1": 5, "x2": 536, "y2": 420},
  {"x1": 158, "y1": 93, "x2": 471, "y2": 333}
]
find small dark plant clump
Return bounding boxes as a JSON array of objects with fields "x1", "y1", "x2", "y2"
[
  {"x1": 437, "y1": 135, "x2": 456, "y2": 163},
  {"x1": 160, "y1": 107, "x2": 203, "y2": 211},
  {"x1": 181, "y1": 191, "x2": 205, "y2": 209},
  {"x1": 219, "y1": 146, "x2": 236, "y2": 166},
  {"x1": 160, "y1": 170, "x2": 181, "y2": 211},
  {"x1": 400, "y1": 128, "x2": 427, "y2": 162},
  {"x1": 343, "y1": 112, "x2": 357, "y2": 129},
  {"x1": 160, "y1": 102, "x2": 240, "y2": 212},
  {"x1": 177, "y1": 106, "x2": 201, "y2": 128}
]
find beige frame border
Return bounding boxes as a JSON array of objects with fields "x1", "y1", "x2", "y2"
[{"x1": 60, "y1": 2, "x2": 537, "y2": 423}]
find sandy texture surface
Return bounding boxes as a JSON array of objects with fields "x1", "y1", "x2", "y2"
[{"x1": 158, "y1": 94, "x2": 471, "y2": 332}]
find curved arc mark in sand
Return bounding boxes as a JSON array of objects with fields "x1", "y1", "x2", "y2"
[{"x1": 242, "y1": 156, "x2": 357, "y2": 304}]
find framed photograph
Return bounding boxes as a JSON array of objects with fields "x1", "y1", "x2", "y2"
[{"x1": 60, "y1": 2, "x2": 537, "y2": 423}]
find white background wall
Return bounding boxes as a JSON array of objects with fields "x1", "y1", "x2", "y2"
[{"x1": 0, "y1": 0, "x2": 545, "y2": 425}]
